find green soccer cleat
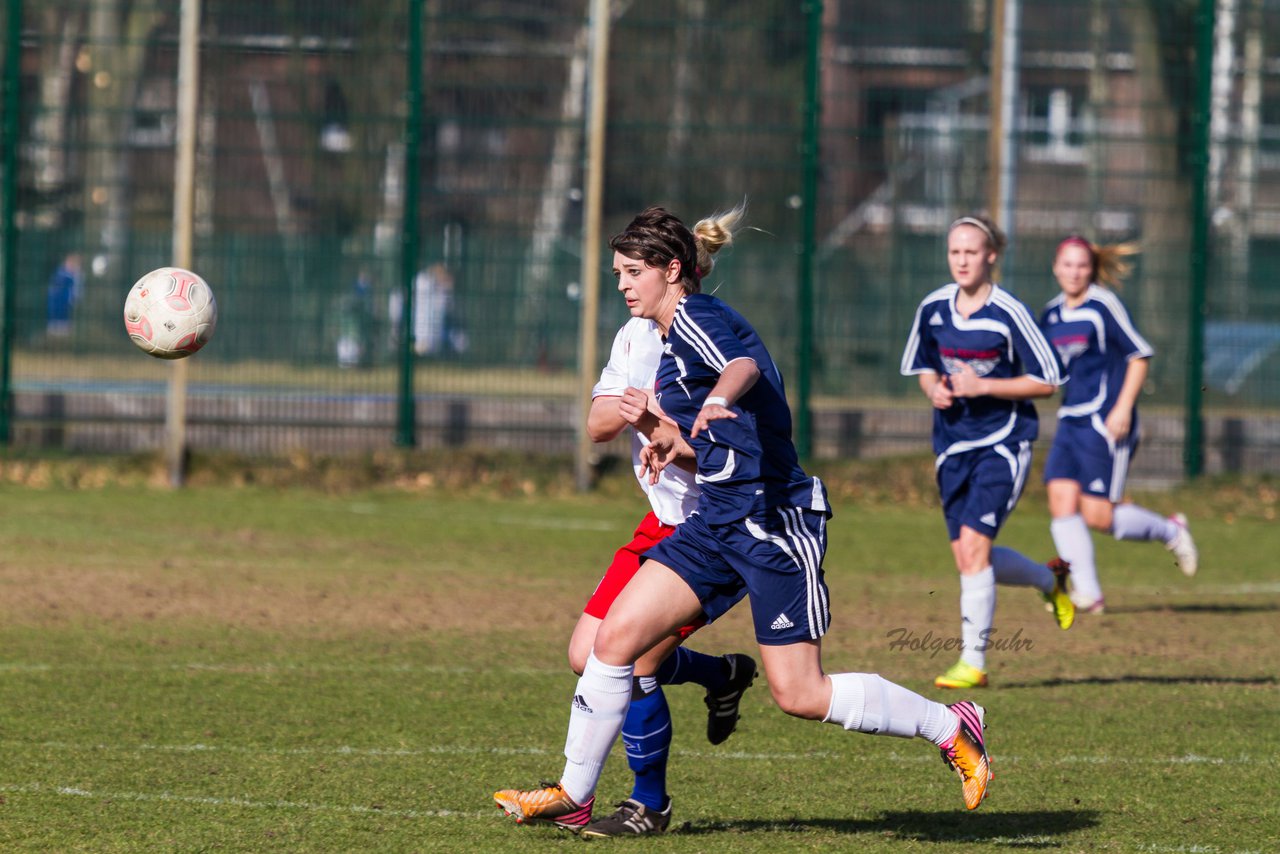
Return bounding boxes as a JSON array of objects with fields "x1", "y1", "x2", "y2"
[
  {"x1": 1042, "y1": 557, "x2": 1075, "y2": 630},
  {"x1": 934, "y1": 659, "x2": 989, "y2": 690}
]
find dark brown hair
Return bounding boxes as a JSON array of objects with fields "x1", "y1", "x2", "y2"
[{"x1": 609, "y1": 204, "x2": 744, "y2": 295}]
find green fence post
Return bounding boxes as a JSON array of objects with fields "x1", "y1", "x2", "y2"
[
  {"x1": 0, "y1": 0, "x2": 22, "y2": 445},
  {"x1": 795, "y1": 0, "x2": 822, "y2": 460},
  {"x1": 1186, "y1": 0, "x2": 1215, "y2": 479},
  {"x1": 396, "y1": 0, "x2": 424, "y2": 447}
]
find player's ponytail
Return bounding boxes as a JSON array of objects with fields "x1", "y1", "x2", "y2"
[
  {"x1": 1093, "y1": 241, "x2": 1140, "y2": 289},
  {"x1": 1057, "y1": 236, "x2": 1139, "y2": 289},
  {"x1": 610, "y1": 203, "x2": 745, "y2": 295},
  {"x1": 690, "y1": 204, "x2": 746, "y2": 291}
]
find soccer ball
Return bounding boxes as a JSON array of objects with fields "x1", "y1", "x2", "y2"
[{"x1": 123, "y1": 266, "x2": 218, "y2": 359}]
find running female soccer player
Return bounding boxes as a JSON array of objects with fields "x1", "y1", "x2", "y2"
[
  {"x1": 542, "y1": 314, "x2": 756, "y2": 837},
  {"x1": 900, "y1": 215, "x2": 1074, "y2": 691},
  {"x1": 1039, "y1": 236, "x2": 1198, "y2": 614},
  {"x1": 496, "y1": 205, "x2": 994, "y2": 828}
]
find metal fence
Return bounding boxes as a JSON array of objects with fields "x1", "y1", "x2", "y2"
[{"x1": 1, "y1": 0, "x2": 1277, "y2": 481}]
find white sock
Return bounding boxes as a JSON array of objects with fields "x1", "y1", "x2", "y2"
[
  {"x1": 990, "y1": 546, "x2": 1054, "y2": 591},
  {"x1": 959, "y1": 568, "x2": 996, "y2": 671},
  {"x1": 824, "y1": 672, "x2": 955, "y2": 743},
  {"x1": 560, "y1": 653, "x2": 633, "y2": 805},
  {"x1": 1051, "y1": 514, "x2": 1102, "y2": 602},
  {"x1": 1112, "y1": 503, "x2": 1176, "y2": 543}
]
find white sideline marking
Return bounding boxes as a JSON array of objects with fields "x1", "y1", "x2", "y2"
[
  {"x1": 5, "y1": 740, "x2": 1276, "y2": 767},
  {"x1": 0, "y1": 783, "x2": 490, "y2": 820},
  {"x1": 0, "y1": 662, "x2": 564, "y2": 676},
  {"x1": 1125, "y1": 581, "x2": 1280, "y2": 595}
]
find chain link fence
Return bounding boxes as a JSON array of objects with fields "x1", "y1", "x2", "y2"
[{"x1": 1, "y1": 0, "x2": 1277, "y2": 479}]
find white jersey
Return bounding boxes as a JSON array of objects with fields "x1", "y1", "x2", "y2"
[{"x1": 593, "y1": 317, "x2": 700, "y2": 526}]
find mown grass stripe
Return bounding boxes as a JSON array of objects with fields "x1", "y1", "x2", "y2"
[
  {"x1": 0, "y1": 783, "x2": 491, "y2": 820},
  {"x1": 3, "y1": 740, "x2": 1275, "y2": 766}
]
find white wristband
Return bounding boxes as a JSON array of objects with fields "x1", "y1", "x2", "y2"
[{"x1": 704, "y1": 395, "x2": 728, "y2": 408}]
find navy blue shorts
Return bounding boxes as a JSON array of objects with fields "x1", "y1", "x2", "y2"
[
  {"x1": 1043, "y1": 416, "x2": 1137, "y2": 503},
  {"x1": 644, "y1": 505, "x2": 831, "y2": 646},
  {"x1": 936, "y1": 440, "x2": 1032, "y2": 541}
]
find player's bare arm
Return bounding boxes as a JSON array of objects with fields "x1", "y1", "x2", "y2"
[
  {"x1": 1105, "y1": 356, "x2": 1149, "y2": 440},
  {"x1": 691, "y1": 357, "x2": 759, "y2": 439},
  {"x1": 587, "y1": 396, "x2": 628, "y2": 443}
]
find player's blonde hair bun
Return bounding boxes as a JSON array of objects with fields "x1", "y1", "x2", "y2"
[{"x1": 692, "y1": 203, "x2": 746, "y2": 283}]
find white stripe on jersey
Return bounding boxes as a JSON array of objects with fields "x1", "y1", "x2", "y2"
[
  {"x1": 695, "y1": 448, "x2": 737, "y2": 484},
  {"x1": 936, "y1": 409, "x2": 1019, "y2": 466},
  {"x1": 900, "y1": 285, "x2": 956, "y2": 375},
  {"x1": 991, "y1": 287, "x2": 1062, "y2": 385},
  {"x1": 1058, "y1": 374, "x2": 1108, "y2": 418},
  {"x1": 1060, "y1": 305, "x2": 1108, "y2": 355},
  {"x1": 663, "y1": 344, "x2": 694, "y2": 402},
  {"x1": 1089, "y1": 285, "x2": 1154, "y2": 358},
  {"x1": 672, "y1": 304, "x2": 729, "y2": 373},
  {"x1": 953, "y1": 314, "x2": 1015, "y2": 360}
]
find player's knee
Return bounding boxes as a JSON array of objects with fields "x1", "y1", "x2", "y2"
[
  {"x1": 593, "y1": 616, "x2": 650, "y2": 665},
  {"x1": 955, "y1": 545, "x2": 989, "y2": 574},
  {"x1": 1082, "y1": 505, "x2": 1114, "y2": 531},
  {"x1": 768, "y1": 682, "x2": 825, "y2": 720}
]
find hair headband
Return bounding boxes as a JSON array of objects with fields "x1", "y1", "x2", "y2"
[
  {"x1": 949, "y1": 217, "x2": 995, "y2": 243},
  {"x1": 1056, "y1": 235, "x2": 1094, "y2": 257}
]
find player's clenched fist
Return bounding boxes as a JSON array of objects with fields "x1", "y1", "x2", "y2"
[{"x1": 618, "y1": 386, "x2": 651, "y2": 426}]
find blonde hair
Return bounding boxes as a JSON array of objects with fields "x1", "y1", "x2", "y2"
[
  {"x1": 690, "y1": 204, "x2": 746, "y2": 290},
  {"x1": 1057, "y1": 236, "x2": 1140, "y2": 289},
  {"x1": 610, "y1": 203, "x2": 746, "y2": 295}
]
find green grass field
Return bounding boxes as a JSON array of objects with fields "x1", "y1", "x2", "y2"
[{"x1": 0, "y1": 469, "x2": 1276, "y2": 853}]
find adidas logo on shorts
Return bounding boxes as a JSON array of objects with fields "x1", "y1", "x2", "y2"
[{"x1": 770, "y1": 612, "x2": 795, "y2": 631}]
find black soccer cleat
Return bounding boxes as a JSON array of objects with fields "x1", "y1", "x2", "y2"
[{"x1": 705, "y1": 653, "x2": 757, "y2": 745}]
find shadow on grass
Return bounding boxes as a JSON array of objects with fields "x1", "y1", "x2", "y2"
[
  {"x1": 1105, "y1": 602, "x2": 1280, "y2": 615},
  {"x1": 676, "y1": 809, "x2": 1099, "y2": 843},
  {"x1": 1003, "y1": 674, "x2": 1277, "y2": 688}
]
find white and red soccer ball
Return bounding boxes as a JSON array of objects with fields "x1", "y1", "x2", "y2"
[{"x1": 123, "y1": 266, "x2": 218, "y2": 359}]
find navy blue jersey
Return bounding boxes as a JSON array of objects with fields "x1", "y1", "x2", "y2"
[
  {"x1": 901, "y1": 283, "x2": 1064, "y2": 457},
  {"x1": 655, "y1": 293, "x2": 825, "y2": 524},
  {"x1": 1040, "y1": 285, "x2": 1153, "y2": 422}
]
